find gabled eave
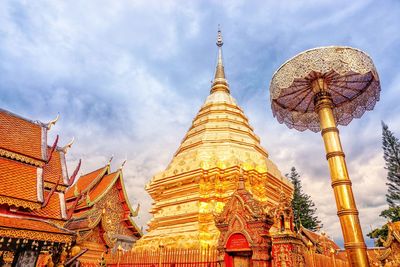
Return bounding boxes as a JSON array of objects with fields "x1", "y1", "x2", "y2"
[{"x1": 116, "y1": 172, "x2": 143, "y2": 237}]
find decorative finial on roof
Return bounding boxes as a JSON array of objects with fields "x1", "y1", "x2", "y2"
[
  {"x1": 132, "y1": 203, "x2": 140, "y2": 217},
  {"x1": 68, "y1": 159, "x2": 82, "y2": 186},
  {"x1": 61, "y1": 137, "x2": 74, "y2": 154},
  {"x1": 210, "y1": 26, "x2": 229, "y2": 94},
  {"x1": 45, "y1": 114, "x2": 60, "y2": 130},
  {"x1": 119, "y1": 159, "x2": 127, "y2": 170},
  {"x1": 107, "y1": 155, "x2": 114, "y2": 166}
]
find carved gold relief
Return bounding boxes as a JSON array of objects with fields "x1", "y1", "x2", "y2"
[
  {"x1": 0, "y1": 149, "x2": 44, "y2": 167},
  {"x1": 0, "y1": 196, "x2": 41, "y2": 210},
  {"x1": 0, "y1": 229, "x2": 72, "y2": 243}
]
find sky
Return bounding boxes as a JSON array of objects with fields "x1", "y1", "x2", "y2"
[{"x1": 1, "y1": 0, "x2": 399, "y2": 248}]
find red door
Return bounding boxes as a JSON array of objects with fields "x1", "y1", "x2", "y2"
[{"x1": 225, "y1": 233, "x2": 251, "y2": 267}]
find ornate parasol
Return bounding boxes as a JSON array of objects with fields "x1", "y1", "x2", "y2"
[
  {"x1": 269, "y1": 46, "x2": 381, "y2": 267},
  {"x1": 270, "y1": 46, "x2": 380, "y2": 132}
]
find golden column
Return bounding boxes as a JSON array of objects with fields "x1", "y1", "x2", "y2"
[
  {"x1": 314, "y1": 81, "x2": 368, "y2": 266},
  {"x1": 269, "y1": 46, "x2": 381, "y2": 267}
]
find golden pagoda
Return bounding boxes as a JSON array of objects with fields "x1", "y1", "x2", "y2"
[{"x1": 135, "y1": 29, "x2": 293, "y2": 250}]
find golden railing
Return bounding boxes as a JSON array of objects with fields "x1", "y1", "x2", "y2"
[{"x1": 105, "y1": 248, "x2": 218, "y2": 267}]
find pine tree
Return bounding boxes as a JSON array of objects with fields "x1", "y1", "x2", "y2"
[
  {"x1": 382, "y1": 121, "x2": 400, "y2": 207},
  {"x1": 368, "y1": 122, "x2": 400, "y2": 246},
  {"x1": 286, "y1": 167, "x2": 321, "y2": 231}
]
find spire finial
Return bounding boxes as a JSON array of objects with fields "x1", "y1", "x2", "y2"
[
  {"x1": 216, "y1": 25, "x2": 223, "y2": 47},
  {"x1": 119, "y1": 159, "x2": 127, "y2": 170},
  {"x1": 210, "y1": 26, "x2": 229, "y2": 94},
  {"x1": 107, "y1": 155, "x2": 114, "y2": 166}
]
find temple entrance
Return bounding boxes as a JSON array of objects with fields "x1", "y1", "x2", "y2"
[
  {"x1": 214, "y1": 176, "x2": 275, "y2": 267},
  {"x1": 224, "y1": 233, "x2": 252, "y2": 267},
  {"x1": 232, "y1": 252, "x2": 251, "y2": 267}
]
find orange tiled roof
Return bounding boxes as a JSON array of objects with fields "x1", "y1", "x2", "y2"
[
  {"x1": 0, "y1": 214, "x2": 72, "y2": 235},
  {"x1": 0, "y1": 109, "x2": 45, "y2": 161},
  {"x1": 65, "y1": 166, "x2": 108, "y2": 200},
  {"x1": 115, "y1": 176, "x2": 142, "y2": 237},
  {"x1": 88, "y1": 172, "x2": 119, "y2": 202},
  {"x1": 43, "y1": 147, "x2": 66, "y2": 185},
  {"x1": 76, "y1": 171, "x2": 119, "y2": 209},
  {"x1": 0, "y1": 157, "x2": 39, "y2": 204},
  {"x1": 301, "y1": 227, "x2": 341, "y2": 250},
  {"x1": 67, "y1": 165, "x2": 142, "y2": 237},
  {"x1": 0, "y1": 214, "x2": 74, "y2": 243},
  {"x1": 31, "y1": 191, "x2": 63, "y2": 219}
]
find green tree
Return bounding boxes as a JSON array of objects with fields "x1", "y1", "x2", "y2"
[
  {"x1": 382, "y1": 121, "x2": 400, "y2": 207},
  {"x1": 368, "y1": 122, "x2": 400, "y2": 246},
  {"x1": 286, "y1": 167, "x2": 321, "y2": 231}
]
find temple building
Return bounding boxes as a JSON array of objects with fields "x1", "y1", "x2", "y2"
[
  {"x1": 135, "y1": 30, "x2": 293, "y2": 250},
  {"x1": 0, "y1": 109, "x2": 76, "y2": 266},
  {"x1": 65, "y1": 161, "x2": 142, "y2": 264},
  {"x1": 365, "y1": 221, "x2": 400, "y2": 266},
  {"x1": 299, "y1": 226, "x2": 341, "y2": 256}
]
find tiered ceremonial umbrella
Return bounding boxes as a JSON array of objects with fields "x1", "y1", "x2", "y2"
[{"x1": 270, "y1": 46, "x2": 381, "y2": 266}]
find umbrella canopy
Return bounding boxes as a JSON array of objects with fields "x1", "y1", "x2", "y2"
[{"x1": 270, "y1": 46, "x2": 381, "y2": 132}]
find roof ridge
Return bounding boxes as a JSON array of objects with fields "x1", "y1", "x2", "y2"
[
  {"x1": 82, "y1": 165, "x2": 109, "y2": 192},
  {"x1": 80, "y1": 165, "x2": 108, "y2": 177},
  {"x1": 0, "y1": 108, "x2": 45, "y2": 127},
  {"x1": 74, "y1": 170, "x2": 121, "y2": 210}
]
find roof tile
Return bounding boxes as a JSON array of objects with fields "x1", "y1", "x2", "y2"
[
  {"x1": 76, "y1": 172, "x2": 118, "y2": 209},
  {"x1": 302, "y1": 227, "x2": 340, "y2": 250},
  {"x1": 0, "y1": 157, "x2": 38, "y2": 203},
  {"x1": 0, "y1": 110, "x2": 44, "y2": 160},
  {"x1": 65, "y1": 166, "x2": 107, "y2": 199},
  {"x1": 43, "y1": 148, "x2": 65, "y2": 185},
  {"x1": 0, "y1": 214, "x2": 71, "y2": 235},
  {"x1": 31, "y1": 191, "x2": 62, "y2": 219}
]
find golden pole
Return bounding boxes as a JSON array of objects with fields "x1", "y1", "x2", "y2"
[{"x1": 313, "y1": 79, "x2": 369, "y2": 267}]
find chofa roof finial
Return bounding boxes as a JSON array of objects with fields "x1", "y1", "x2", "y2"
[
  {"x1": 61, "y1": 137, "x2": 74, "y2": 154},
  {"x1": 45, "y1": 114, "x2": 60, "y2": 130}
]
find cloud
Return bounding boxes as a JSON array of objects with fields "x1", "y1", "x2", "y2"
[{"x1": 0, "y1": 0, "x2": 399, "y2": 247}]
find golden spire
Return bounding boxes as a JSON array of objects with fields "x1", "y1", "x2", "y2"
[{"x1": 210, "y1": 26, "x2": 230, "y2": 94}]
